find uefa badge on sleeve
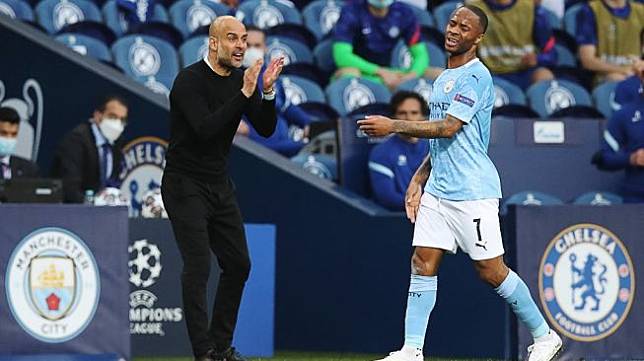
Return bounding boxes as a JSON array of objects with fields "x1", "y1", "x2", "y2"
[{"x1": 539, "y1": 224, "x2": 635, "y2": 342}]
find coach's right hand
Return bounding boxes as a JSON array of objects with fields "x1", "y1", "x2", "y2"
[
  {"x1": 242, "y1": 58, "x2": 264, "y2": 98},
  {"x1": 405, "y1": 179, "x2": 423, "y2": 223}
]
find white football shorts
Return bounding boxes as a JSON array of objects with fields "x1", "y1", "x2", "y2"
[{"x1": 412, "y1": 192, "x2": 504, "y2": 260}]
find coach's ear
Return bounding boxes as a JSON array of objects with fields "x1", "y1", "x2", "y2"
[{"x1": 209, "y1": 36, "x2": 218, "y2": 53}]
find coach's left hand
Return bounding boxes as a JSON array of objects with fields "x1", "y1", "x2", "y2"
[
  {"x1": 262, "y1": 56, "x2": 285, "y2": 93},
  {"x1": 358, "y1": 115, "x2": 395, "y2": 137}
]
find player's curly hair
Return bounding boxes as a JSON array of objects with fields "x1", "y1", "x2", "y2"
[{"x1": 390, "y1": 91, "x2": 429, "y2": 117}]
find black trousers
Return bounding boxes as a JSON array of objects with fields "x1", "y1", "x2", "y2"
[{"x1": 161, "y1": 172, "x2": 250, "y2": 357}]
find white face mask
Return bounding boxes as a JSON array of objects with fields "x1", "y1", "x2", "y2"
[
  {"x1": 242, "y1": 47, "x2": 265, "y2": 68},
  {"x1": 98, "y1": 118, "x2": 125, "y2": 143}
]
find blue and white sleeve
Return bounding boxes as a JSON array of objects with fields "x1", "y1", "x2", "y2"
[{"x1": 445, "y1": 75, "x2": 481, "y2": 124}]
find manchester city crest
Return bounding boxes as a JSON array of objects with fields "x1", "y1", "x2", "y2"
[
  {"x1": 119, "y1": 136, "x2": 167, "y2": 217},
  {"x1": 5, "y1": 227, "x2": 100, "y2": 343},
  {"x1": 539, "y1": 224, "x2": 635, "y2": 342}
]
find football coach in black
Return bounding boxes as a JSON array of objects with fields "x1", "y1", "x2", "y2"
[{"x1": 161, "y1": 15, "x2": 283, "y2": 361}]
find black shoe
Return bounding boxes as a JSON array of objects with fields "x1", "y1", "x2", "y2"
[
  {"x1": 194, "y1": 349, "x2": 216, "y2": 361},
  {"x1": 212, "y1": 346, "x2": 248, "y2": 361}
]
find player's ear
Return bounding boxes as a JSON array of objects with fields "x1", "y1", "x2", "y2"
[{"x1": 474, "y1": 33, "x2": 484, "y2": 46}]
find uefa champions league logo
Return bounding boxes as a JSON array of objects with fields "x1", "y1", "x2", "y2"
[
  {"x1": 129, "y1": 239, "x2": 162, "y2": 288},
  {"x1": 130, "y1": 37, "x2": 162, "y2": 77},
  {"x1": 5, "y1": 228, "x2": 100, "y2": 343},
  {"x1": 281, "y1": 77, "x2": 308, "y2": 106},
  {"x1": 53, "y1": 0, "x2": 84, "y2": 31},
  {"x1": 186, "y1": 1, "x2": 217, "y2": 32},
  {"x1": 343, "y1": 79, "x2": 376, "y2": 113},
  {"x1": 539, "y1": 224, "x2": 634, "y2": 342}
]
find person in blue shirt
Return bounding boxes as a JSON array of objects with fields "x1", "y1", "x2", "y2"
[
  {"x1": 600, "y1": 71, "x2": 644, "y2": 203},
  {"x1": 358, "y1": 5, "x2": 561, "y2": 361},
  {"x1": 369, "y1": 91, "x2": 429, "y2": 211},
  {"x1": 332, "y1": 0, "x2": 429, "y2": 90},
  {"x1": 576, "y1": 0, "x2": 644, "y2": 83},
  {"x1": 615, "y1": 62, "x2": 644, "y2": 108},
  {"x1": 237, "y1": 26, "x2": 313, "y2": 157}
]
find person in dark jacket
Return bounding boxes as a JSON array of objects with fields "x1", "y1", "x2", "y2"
[
  {"x1": 0, "y1": 106, "x2": 40, "y2": 180},
  {"x1": 51, "y1": 96, "x2": 128, "y2": 203}
]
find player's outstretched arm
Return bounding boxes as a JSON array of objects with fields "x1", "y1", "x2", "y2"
[{"x1": 358, "y1": 114, "x2": 464, "y2": 139}]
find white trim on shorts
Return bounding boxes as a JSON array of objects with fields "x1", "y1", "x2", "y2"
[{"x1": 412, "y1": 192, "x2": 504, "y2": 261}]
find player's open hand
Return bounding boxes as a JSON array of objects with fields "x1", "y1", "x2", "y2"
[
  {"x1": 405, "y1": 179, "x2": 423, "y2": 223},
  {"x1": 242, "y1": 58, "x2": 264, "y2": 98},
  {"x1": 263, "y1": 56, "x2": 285, "y2": 93},
  {"x1": 357, "y1": 115, "x2": 395, "y2": 137}
]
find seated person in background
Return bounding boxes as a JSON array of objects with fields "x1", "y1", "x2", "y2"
[
  {"x1": 368, "y1": 91, "x2": 429, "y2": 210},
  {"x1": 332, "y1": 0, "x2": 430, "y2": 90},
  {"x1": 51, "y1": 96, "x2": 128, "y2": 203},
  {"x1": 0, "y1": 107, "x2": 39, "y2": 180},
  {"x1": 576, "y1": 0, "x2": 644, "y2": 83},
  {"x1": 599, "y1": 68, "x2": 644, "y2": 203},
  {"x1": 237, "y1": 26, "x2": 313, "y2": 157},
  {"x1": 468, "y1": 0, "x2": 556, "y2": 90}
]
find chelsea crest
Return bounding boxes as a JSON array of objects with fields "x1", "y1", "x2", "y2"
[
  {"x1": 118, "y1": 136, "x2": 167, "y2": 216},
  {"x1": 539, "y1": 224, "x2": 635, "y2": 342}
]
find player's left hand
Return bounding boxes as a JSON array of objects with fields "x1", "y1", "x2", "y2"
[
  {"x1": 262, "y1": 56, "x2": 285, "y2": 93},
  {"x1": 357, "y1": 115, "x2": 396, "y2": 137}
]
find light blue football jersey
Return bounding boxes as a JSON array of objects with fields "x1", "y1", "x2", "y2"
[{"x1": 424, "y1": 58, "x2": 502, "y2": 201}]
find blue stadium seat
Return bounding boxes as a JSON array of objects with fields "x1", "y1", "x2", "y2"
[
  {"x1": 573, "y1": 191, "x2": 623, "y2": 205},
  {"x1": 549, "y1": 105, "x2": 603, "y2": 119},
  {"x1": 178, "y1": 35, "x2": 208, "y2": 66},
  {"x1": 492, "y1": 76, "x2": 526, "y2": 108},
  {"x1": 433, "y1": 1, "x2": 460, "y2": 33},
  {"x1": 501, "y1": 191, "x2": 563, "y2": 215},
  {"x1": 280, "y1": 75, "x2": 326, "y2": 106},
  {"x1": 57, "y1": 20, "x2": 117, "y2": 46},
  {"x1": 302, "y1": 0, "x2": 343, "y2": 40},
  {"x1": 267, "y1": 23, "x2": 317, "y2": 49},
  {"x1": 281, "y1": 63, "x2": 327, "y2": 87},
  {"x1": 410, "y1": 5, "x2": 434, "y2": 28},
  {"x1": 266, "y1": 36, "x2": 313, "y2": 65},
  {"x1": 0, "y1": 0, "x2": 34, "y2": 20},
  {"x1": 126, "y1": 21, "x2": 184, "y2": 48},
  {"x1": 111, "y1": 34, "x2": 179, "y2": 94},
  {"x1": 592, "y1": 81, "x2": 619, "y2": 119},
  {"x1": 35, "y1": 0, "x2": 102, "y2": 33},
  {"x1": 390, "y1": 40, "x2": 446, "y2": 70},
  {"x1": 169, "y1": 0, "x2": 231, "y2": 37},
  {"x1": 526, "y1": 79, "x2": 592, "y2": 118},
  {"x1": 396, "y1": 77, "x2": 433, "y2": 104},
  {"x1": 290, "y1": 153, "x2": 337, "y2": 181},
  {"x1": 325, "y1": 77, "x2": 392, "y2": 115},
  {"x1": 555, "y1": 44, "x2": 576, "y2": 67},
  {"x1": 235, "y1": 0, "x2": 302, "y2": 29},
  {"x1": 56, "y1": 33, "x2": 112, "y2": 61},
  {"x1": 102, "y1": 0, "x2": 169, "y2": 36},
  {"x1": 313, "y1": 38, "x2": 335, "y2": 74},
  {"x1": 492, "y1": 104, "x2": 539, "y2": 118},
  {"x1": 563, "y1": 3, "x2": 583, "y2": 37}
]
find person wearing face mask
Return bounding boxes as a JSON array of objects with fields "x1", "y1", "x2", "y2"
[
  {"x1": 0, "y1": 107, "x2": 40, "y2": 181},
  {"x1": 237, "y1": 26, "x2": 314, "y2": 157},
  {"x1": 51, "y1": 96, "x2": 128, "y2": 203},
  {"x1": 332, "y1": 0, "x2": 430, "y2": 90}
]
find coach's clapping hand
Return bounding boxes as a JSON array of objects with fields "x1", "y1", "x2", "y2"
[
  {"x1": 405, "y1": 178, "x2": 423, "y2": 223},
  {"x1": 262, "y1": 57, "x2": 285, "y2": 93},
  {"x1": 242, "y1": 58, "x2": 264, "y2": 98}
]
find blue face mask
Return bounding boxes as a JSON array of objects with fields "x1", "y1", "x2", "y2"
[
  {"x1": 367, "y1": 0, "x2": 394, "y2": 9},
  {"x1": 0, "y1": 136, "x2": 17, "y2": 157}
]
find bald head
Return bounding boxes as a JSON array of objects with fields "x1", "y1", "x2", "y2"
[
  {"x1": 208, "y1": 16, "x2": 248, "y2": 71},
  {"x1": 209, "y1": 16, "x2": 245, "y2": 38}
]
